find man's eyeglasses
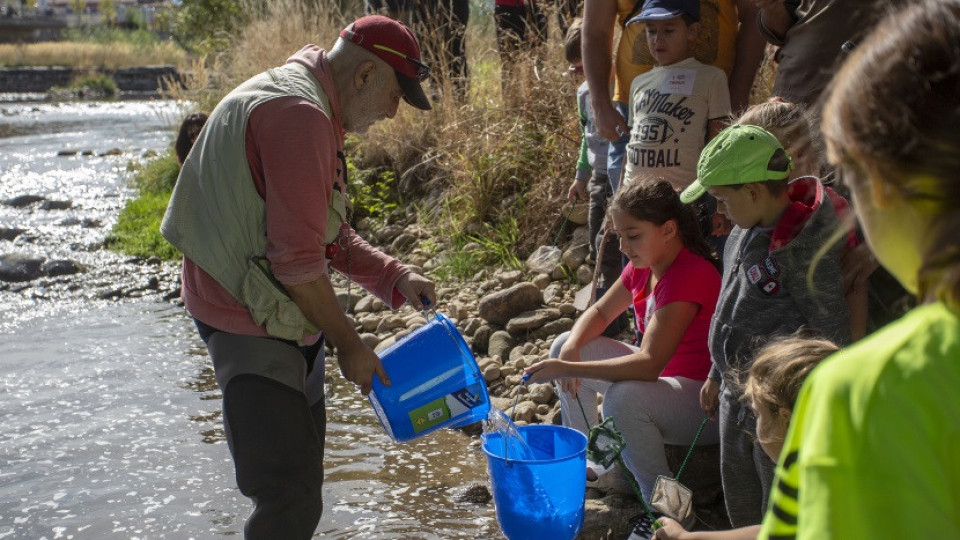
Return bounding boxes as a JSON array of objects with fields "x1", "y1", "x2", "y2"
[{"x1": 372, "y1": 43, "x2": 431, "y2": 82}]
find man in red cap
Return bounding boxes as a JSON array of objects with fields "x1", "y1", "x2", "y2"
[{"x1": 162, "y1": 15, "x2": 436, "y2": 539}]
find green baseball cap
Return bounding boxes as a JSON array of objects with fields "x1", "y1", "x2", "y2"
[{"x1": 679, "y1": 124, "x2": 794, "y2": 203}]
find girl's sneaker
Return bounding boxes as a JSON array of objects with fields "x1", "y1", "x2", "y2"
[{"x1": 626, "y1": 512, "x2": 662, "y2": 540}]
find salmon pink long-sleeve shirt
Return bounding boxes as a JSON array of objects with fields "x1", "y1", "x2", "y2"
[{"x1": 181, "y1": 46, "x2": 409, "y2": 339}]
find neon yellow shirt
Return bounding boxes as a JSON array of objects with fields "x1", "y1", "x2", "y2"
[{"x1": 760, "y1": 301, "x2": 960, "y2": 539}]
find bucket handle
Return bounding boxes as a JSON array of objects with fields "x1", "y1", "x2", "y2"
[
  {"x1": 418, "y1": 295, "x2": 483, "y2": 388},
  {"x1": 419, "y1": 294, "x2": 437, "y2": 321}
]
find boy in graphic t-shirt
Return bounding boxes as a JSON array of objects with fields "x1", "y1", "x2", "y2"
[{"x1": 623, "y1": 0, "x2": 731, "y2": 192}]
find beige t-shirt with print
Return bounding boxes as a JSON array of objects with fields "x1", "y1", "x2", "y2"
[{"x1": 624, "y1": 57, "x2": 730, "y2": 190}]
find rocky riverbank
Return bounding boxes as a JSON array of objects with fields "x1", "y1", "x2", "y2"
[{"x1": 0, "y1": 191, "x2": 727, "y2": 538}]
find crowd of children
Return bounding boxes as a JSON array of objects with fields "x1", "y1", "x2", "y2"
[
  {"x1": 169, "y1": 0, "x2": 959, "y2": 537},
  {"x1": 535, "y1": 0, "x2": 960, "y2": 538}
]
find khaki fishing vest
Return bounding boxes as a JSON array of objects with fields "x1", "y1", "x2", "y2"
[{"x1": 161, "y1": 62, "x2": 348, "y2": 341}]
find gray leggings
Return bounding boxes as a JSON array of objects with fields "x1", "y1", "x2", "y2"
[
  {"x1": 719, "y1": 386, "x2": 777, "y2": 527},
  {"x1": 551, "y1": 332, "x2": 719, "y2": 500}
]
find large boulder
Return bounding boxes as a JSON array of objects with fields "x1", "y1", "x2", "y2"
[
  {"x1": 505, "y1": 308, "x2": 561, "y2": 333},
  {"x1": 478, "y1": 282, "x2": 543, "y2": 326},
  {"x1": 487, "y1": 330, "x2": 516, "y2": 359},
  {"x1": 0, "y1": 253, "x2": 45, "y2": 282},
  {"x1": 41, "y1": 259, "x2": 84, "y2": 277}
]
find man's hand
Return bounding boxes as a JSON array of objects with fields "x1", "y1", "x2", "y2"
[
  {"x1": 336, "y1": 339, "x2": 389, "y2": 396},
  {"x1": 592, "y1": 99, "x2": 629, "y2": 143},
  {"x1": 700, "y1": 378, "x2": 720, "y2": 420},
  {"x1": 568, "y1": 179, "x2": 588, "y2": 204},
  {"x1": 396, "y1": 272, "x2": 437, "y2": 310}
]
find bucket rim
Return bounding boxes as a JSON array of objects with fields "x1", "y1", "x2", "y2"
[{"x1": 481, "y1": 424, "x2": 588, "y2": 464}]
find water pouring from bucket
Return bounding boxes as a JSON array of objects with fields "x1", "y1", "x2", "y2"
[
  {"x1": 367, "y1": 311, "x2": 490, "y2": 442},
  {"x1": 482, "y1": 424, "x2": 587, "y2": 539},
  {"x1": 481, "y1": 373, "x2": 586, "y2": 539}
]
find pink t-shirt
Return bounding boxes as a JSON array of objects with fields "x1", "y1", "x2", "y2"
[{"x1": 620, "y1": 247, "x2": 720, "y2": 380}]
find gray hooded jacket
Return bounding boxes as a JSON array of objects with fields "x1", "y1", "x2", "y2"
[{"x1": 708, "y1": 178, "x2": 852, "y2": 383}]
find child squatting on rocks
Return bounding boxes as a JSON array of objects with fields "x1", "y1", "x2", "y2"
[
  {"x1": 680, "y1": 124, "x2": 851, "y2": 527},
  {"x1": 652, "y1": 335, "x2": 839, "y2": 539},
  {"x1": 524, "y1": 180, "x2": 721, "y2": 538}
]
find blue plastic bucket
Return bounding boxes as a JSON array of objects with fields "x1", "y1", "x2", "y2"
[
  {"x1": 482, "y1": 425, "x2": 587, "y2": 540},
  {"x1": 368, "y1": 313, "x2": 490, "y2": 442}
]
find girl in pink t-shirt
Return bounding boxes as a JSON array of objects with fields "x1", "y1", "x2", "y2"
[{"x1": 526, "y1": 180, "x2": 721, "y2": 502}]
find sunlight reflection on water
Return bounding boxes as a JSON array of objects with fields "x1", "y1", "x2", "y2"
[{"x1": 0, "y1": 100, "x2": 499, "y2": 538}]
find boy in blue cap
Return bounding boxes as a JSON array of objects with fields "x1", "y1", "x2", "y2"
[{"x1": 622, "y1": 0, "x2": 731, "y2": 195}]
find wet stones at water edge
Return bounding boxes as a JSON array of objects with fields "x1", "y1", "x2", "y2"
[
  {"x1": 0, "y1": 253, "x2": 84, "y2": 283},
  {"x1": 452, "y1": 483, "x2": 493, "y2": 504},
  {"x1": 56, "y1": 148, "x2": 123, "y2": 157},
  {"x1": 0, "y1": 227, "x2": 26, "y2": 241},
  {"x1": 2, "y1": 194, "x2": 72, "y2": 210}
]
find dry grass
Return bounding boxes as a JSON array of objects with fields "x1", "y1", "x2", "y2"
[
  {"x1": 172, "y1": 0, "x2": 778, "y2": 266},
  {"x1": 174, "y1": 0, "x2": 582, "y2": 260},
  {"x1": 0, "y1": 41, "x2": 187, "y2": 68}
]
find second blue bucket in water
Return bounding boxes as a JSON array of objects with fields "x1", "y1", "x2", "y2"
[
  {"x1": 368, "y1": 313, "x2": 490, "y2": 442},
  {"x1": 483, "y1": 424, "x2": 588, "y2": 540}
]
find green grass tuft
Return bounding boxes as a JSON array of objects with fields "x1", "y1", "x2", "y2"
[
  {"x1": 131, "y1": 151, "x2": 180, "y2": 195},
  {"x1": 105, "y1": 151, "x2": 181, "y2": 260}
]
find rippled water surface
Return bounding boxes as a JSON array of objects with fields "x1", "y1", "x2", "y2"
[{"x1": 0, "y1": 100, "x2": 498, "y2": 538}]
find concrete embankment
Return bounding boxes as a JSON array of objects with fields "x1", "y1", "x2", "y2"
[{"x1": 0, "y1": 65, "x2": 181, "y2": 93}]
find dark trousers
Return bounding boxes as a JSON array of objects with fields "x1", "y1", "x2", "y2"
[
  {"x1": 195, "y1": 319, "x2": 326, "y2": 539},
  {"x1": 588, "y1": 173, "x2": 621, "y2": 289}
]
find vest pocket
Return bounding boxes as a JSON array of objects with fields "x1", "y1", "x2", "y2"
[{"x1": 241, "y1": 256, "x2": 319, "y2": 341}]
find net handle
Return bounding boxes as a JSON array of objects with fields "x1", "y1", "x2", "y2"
[{"x1": 675, "y1": 416, "x2": 710, "y2": 481}]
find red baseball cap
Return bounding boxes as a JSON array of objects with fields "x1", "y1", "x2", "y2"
[{"x1": 340, "y1": 15, "x2": 432, "y2": 111}]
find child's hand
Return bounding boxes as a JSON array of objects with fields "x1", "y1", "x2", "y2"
[
  {"x1": 652, "y1": 517, "x2": 690, "y2": 539},
  {"x1": 568, "y1": 179, "x2": 587, "y2": 204},
  {"x1": 700, "y1": 379, "x2": 720, "y2": 420},
  {"x1": 524, "y1": 359, "x2": 560, "y2": 384}
]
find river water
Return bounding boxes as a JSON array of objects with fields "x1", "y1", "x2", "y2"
[{"x1": 0, "y1": 98, "x2": 499, "y2": 538}]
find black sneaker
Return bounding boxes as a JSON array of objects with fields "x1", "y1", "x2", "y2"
[{"x1": 626, "y1": 512, "x2": 661, "y2": 540}]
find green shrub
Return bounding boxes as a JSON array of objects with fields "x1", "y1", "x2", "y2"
[
  {"x1": 65, "y1": 73, "x2": 119, "y2": 97},
  {"x1": 348, "y1": 161, "x2": 399, "y2": 221}
]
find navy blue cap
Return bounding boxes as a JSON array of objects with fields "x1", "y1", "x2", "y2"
[{"x1": 627, "y1": 0, "x2": 700, "y2": 25}]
